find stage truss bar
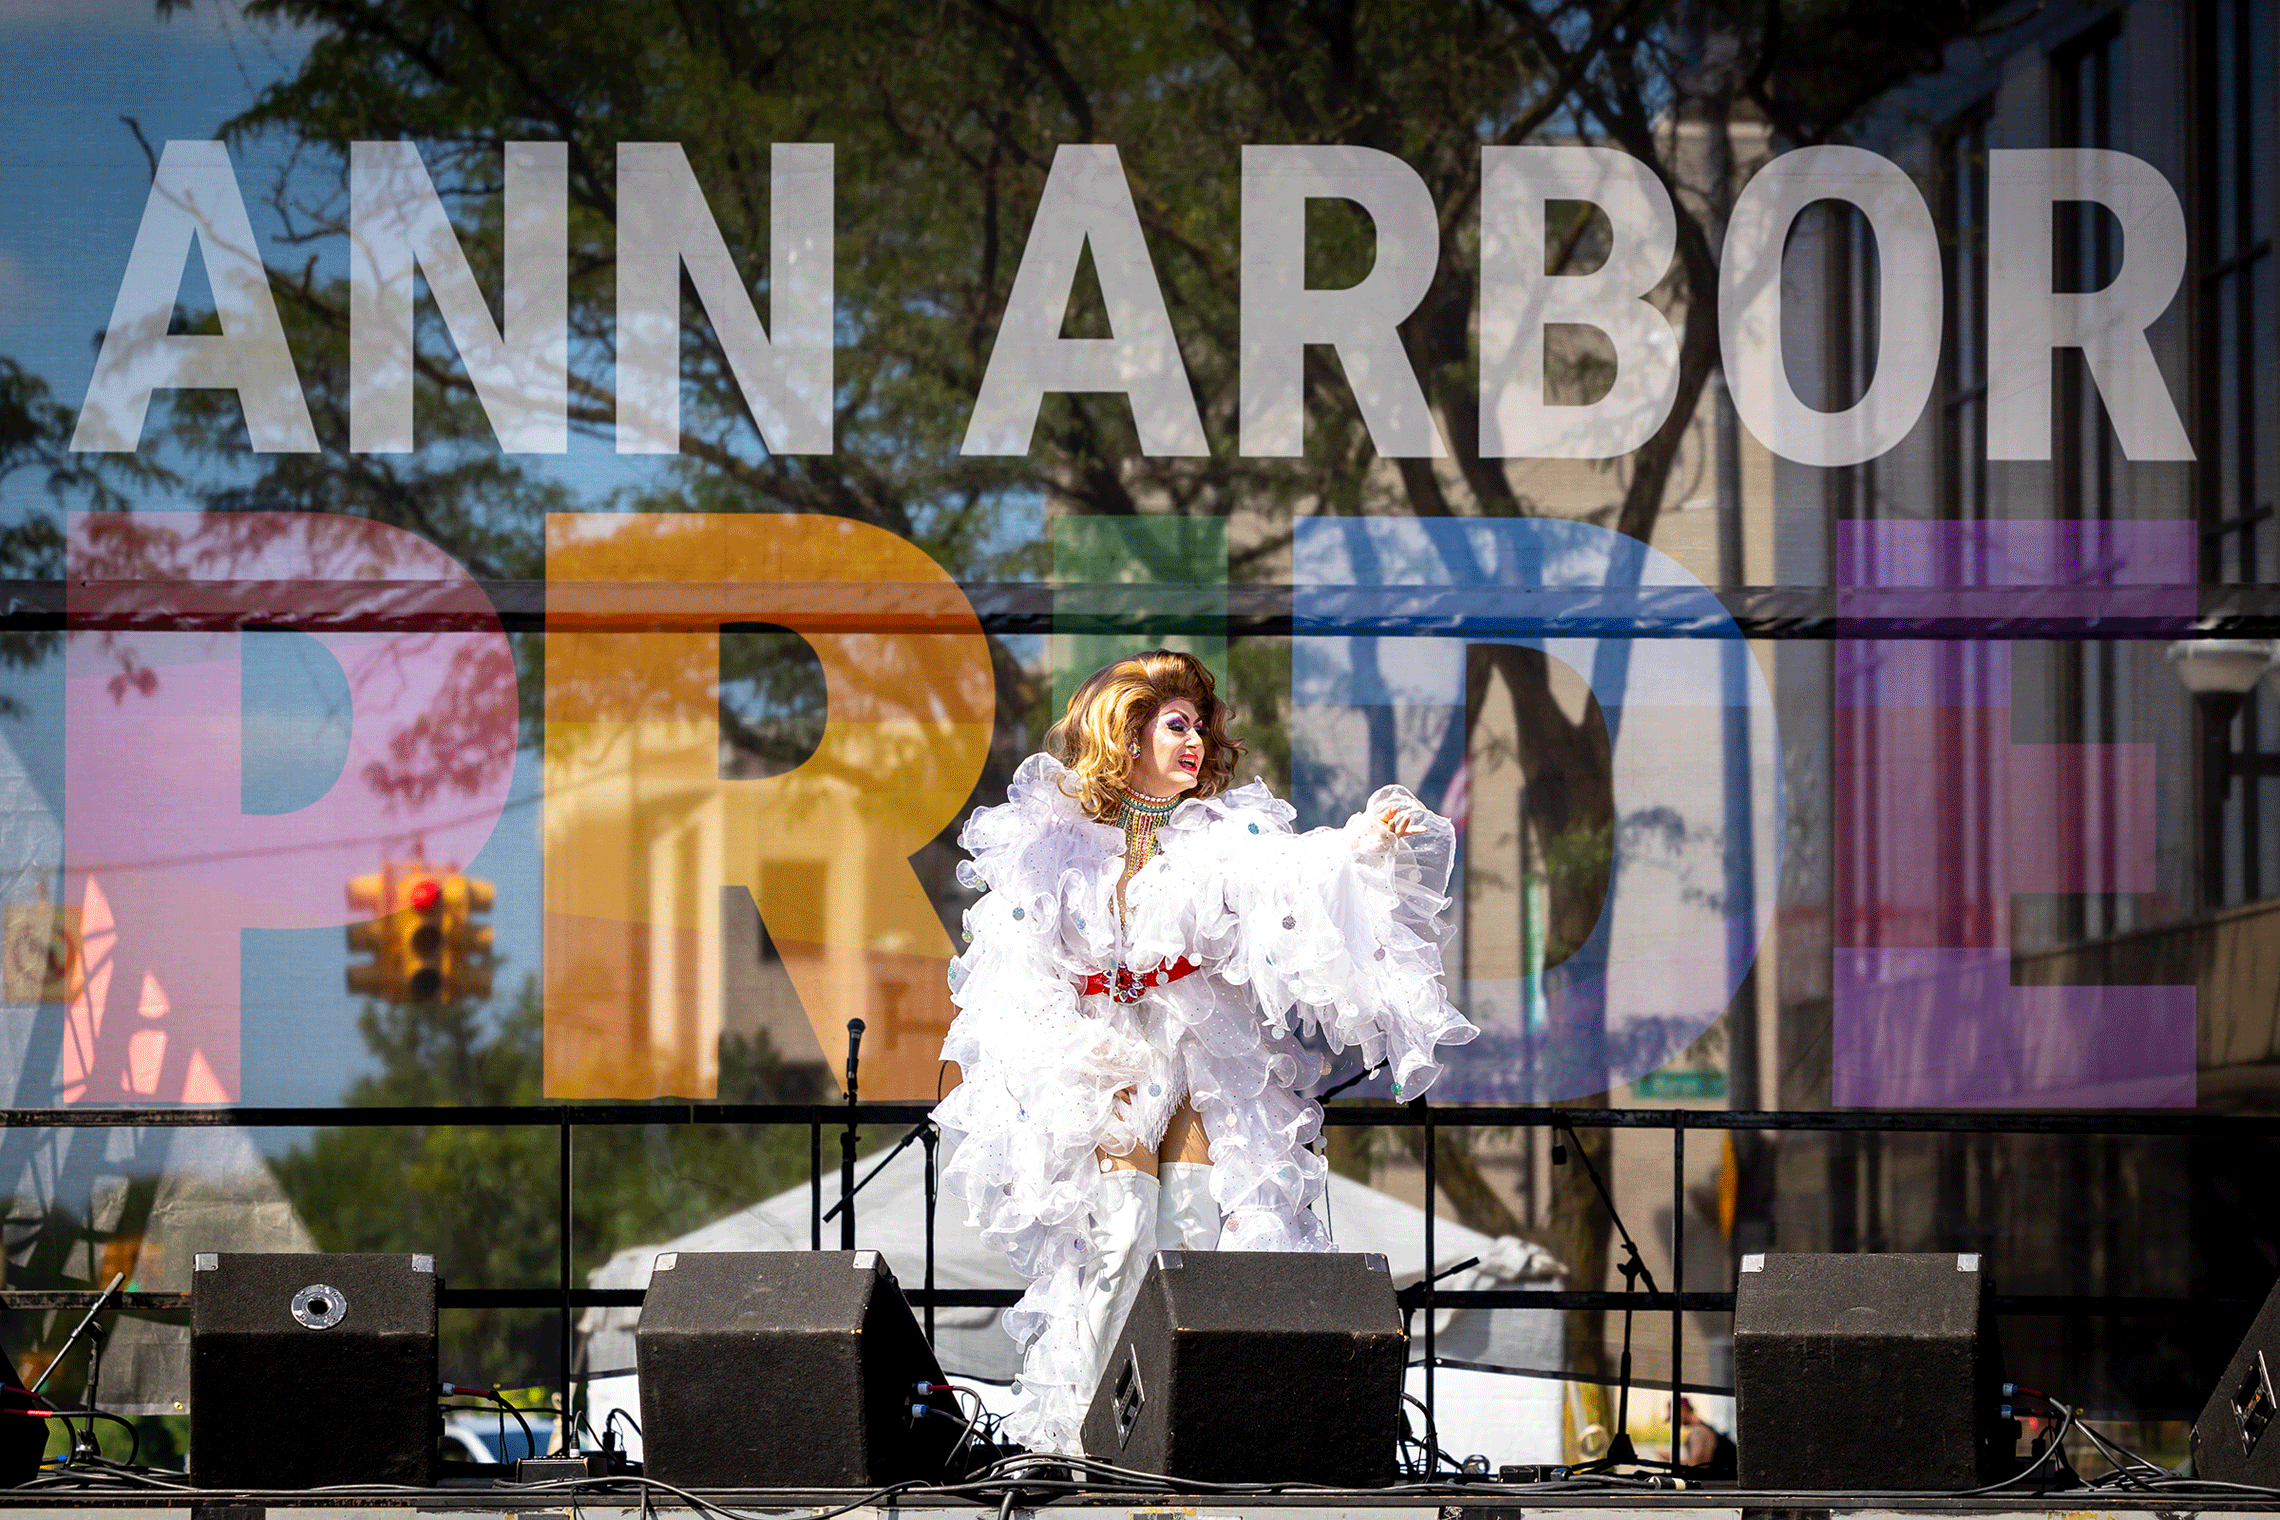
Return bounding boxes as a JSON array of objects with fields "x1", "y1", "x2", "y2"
[
  {"x1": 1430, "y1": 1354, "x2": 1735, "y2": 1396},
  {"x1": 1313, "y1": 1106, "x2": 2280, "y2": 1137},
  {"x1": 0, "y1": 1103, "x2": 2271, "y2": 1136},
  {"x1": 0, "y1": 1287, "x2": 2250, "y2": 1321},
  {"x1": 18, "y1": 576, "x2": 2280, "y2": 640},
  {"x1": 0, "y1": 1103, "x2": 940, "y2": 1128}
]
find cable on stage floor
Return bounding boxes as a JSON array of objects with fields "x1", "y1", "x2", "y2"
[{"x1": 21, "y1": 1382, "x2": 2280, "y2": 1510}]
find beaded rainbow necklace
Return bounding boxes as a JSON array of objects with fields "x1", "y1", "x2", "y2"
[
  {"x1": 1115, "y1": 787, "x2": 1179, "y2": 914},
  {"x1": 1106, "y1": 786, "x2": 1184, "y2": 1003}
]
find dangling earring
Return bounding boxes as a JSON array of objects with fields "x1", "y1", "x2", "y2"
[{"x1": 1129, "y1": 742, "x2": 1141, "y2": 756}]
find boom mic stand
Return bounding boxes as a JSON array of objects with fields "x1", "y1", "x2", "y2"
[
  {"x1": 821, "y1": 1118, "x2": 936, "y2": 1226},
  {"x1": 1551, "y1": 1123, "x2": 1673, "y2": 1476},
  {"x1": 32, "y1": 1272, "x2": 122, "y2": 1465},
  {"x1": 840, "y1": 1019, "x2": 864, "y2": 1249},
  {"x1": 820, "y1": 1114, "x2": 945, "y2": 1346}
]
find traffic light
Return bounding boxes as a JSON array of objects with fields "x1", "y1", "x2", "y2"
[
  {"x1": 345, "y1": 867, "x2": 403, "y2": 1000},
  {"x1": 345, "y1": 862, "x2": 492, "y2": 1003},
  {"x1": 401, "y1": 871, "x2": 446, "y2": 1001},
  {"x1": 440, "y1": 875, "x2": 496, "y2": 1002}
]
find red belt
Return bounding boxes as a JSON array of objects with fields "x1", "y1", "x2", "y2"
[{"x1": 1079, "y1": 957, "x2": 1201, "y2": 1003}]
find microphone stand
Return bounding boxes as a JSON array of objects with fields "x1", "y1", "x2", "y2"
[
  {"x1": 32, "y1": 1272, "x2": 122, "y2": 1465},
  {"x1": 821, "y1": 1119, "x2": 945, "y2": 1343},
  {"x1": 1551, "y1": 1122, "x2": 1673, "y2": 1476},
  {"x1": 840, "y1": 1019, "x2": 864, "y2": 1249},
  {"x1": 1314, "y1": 1062, "x2": 1385, "y2": 1103},
  {"x1": 821, "y1": 1119, "x2": 935, "y2": 1225}
]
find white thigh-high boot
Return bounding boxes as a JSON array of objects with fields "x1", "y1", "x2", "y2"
[
  {"x1": 1157, "y1": 1161, "x2": 1222, "y2": 1252},
  {"x1": 1077, "y1": 1168, "x2": 1160, "y2": 1409}
]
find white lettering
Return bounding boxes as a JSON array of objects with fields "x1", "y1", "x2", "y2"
[
  {"x1": 72, "y1": 141, "x2": 318, "y2": 454},
  {"x1": 1719, "y1": 145, "x2": 1943, "y2": 469},
  {"x1": 1987, "y1": 149, "x2": 2193, "y2": 461},
  {"x1": 964, "y1": 145, "x2": 1206, "y2": 457},
  {"x1": 1239, "y1": 145, "x2": 1445, "y2": 458},
  {"x1": 616, "y1": 142, "x2": 834, "y2": 455},
  {"x1": 350, "y1": 141, "x2": 568, "y2": 453},
  {"x1": 1479, "y1": 146, "x2": 1680, "y2": 459}
]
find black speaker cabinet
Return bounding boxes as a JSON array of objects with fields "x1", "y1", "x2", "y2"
[
  {"x1": 190, "y1": 1251, "x2": 439, "y2": 1488},
  {"x1": 1079, "y1": 1250, "x2": 1405, "y2": 1486},
  {"x1": 0, "y1": 1354, "x2": 47, "y2": 1485},
  {"x1": 635, "y1": 1250, "x2": 960, "y2": 1488},
  {"x1": 2191, "y1": 1273, "x2": 2280, "y2": 1483},
  {"x1": 1734, "y1": 1251, "x2": 2010, "y2": 1490}
]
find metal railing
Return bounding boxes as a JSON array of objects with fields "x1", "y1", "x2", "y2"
[{"x1": 2, "y1": 1100, "x2": 2274, "y2": 1452}]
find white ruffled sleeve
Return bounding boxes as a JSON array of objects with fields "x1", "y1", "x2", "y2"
[
  {"x1": 933, "y1": 755, "x2": 1151, "y2": 1277},
  {"x1": 1129, "y1": 781, "x2": 1477, "y2": 1100}
]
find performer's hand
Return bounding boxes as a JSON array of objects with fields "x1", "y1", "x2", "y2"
[{"x1": 1378, "y1": 802, "x2": 1430, "y2": 838}]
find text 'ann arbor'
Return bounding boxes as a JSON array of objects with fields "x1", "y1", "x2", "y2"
[{"x1": 74, "y1": 138, "x2": 2191, "y2": 470}]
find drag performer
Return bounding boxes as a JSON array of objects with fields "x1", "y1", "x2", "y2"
[{"x1": 933, "y1": 650, "x2": 1476, "y2": 1455}]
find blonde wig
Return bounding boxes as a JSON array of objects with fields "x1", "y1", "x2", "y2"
[{"x1": 1045, "y1": 650, "x2": 1244, "y2": 822}]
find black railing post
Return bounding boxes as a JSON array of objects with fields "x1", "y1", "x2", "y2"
[
  {"x1": 558, "y1": 1106, "x2": 573, "y2": 1440},
  {"x1": 1670, "y1": 1115, "x2": 1684, "y2": 1465},
  {"x1": 1417, "y1": 1094, "x2": 1435, "y2": 1474},
  {"x1": 811, "y1": 1109, "x2": 823, "y2": 1250},
  {"x1": 841, "y1": 1020, "x2": 864, "y2": 1250},
  {"x1": 922, "y1": 1121, "x2": 939, "y2": 1345}
]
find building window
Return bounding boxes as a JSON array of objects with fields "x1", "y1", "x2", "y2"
[
  {"x1": 1824, "y1": 202, "x2": 1883, "y2": 524},
  {"x1": 2053, "y1": 20, "x2": 2128, "y2": 941},
  {"x1": 2056, "y1": 21, "x2": 2125, "y2": 525},
  {"x1": 1939, "y1": 103, "x2": 1992, "y2": 526},
  {"x1": 2197, "y1": 0, "x2": 2278, "y2": 906}
]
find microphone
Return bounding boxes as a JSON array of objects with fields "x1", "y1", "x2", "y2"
[{"x1": 845, "y1": 1018, "x2": 866, "y2": 1092}]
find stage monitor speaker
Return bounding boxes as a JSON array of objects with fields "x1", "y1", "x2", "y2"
[
  {"x1": 1734, "y1": 1252, "x2": 2010, "y2": 1491},
  {"x1": 2191, "y1": 1272, "x2": 2280, "y2": 1483},
  {"x1": 190, "y1": 1251, "x2": 439, "y2": 1489},
  {"x1": 635, "y1": 1250, "x2": 961, "y2": 1488},
  {"x1": 1079, "y1": 1250, "x2": 1405, "y2": 1486},
  {"x1": 0, "y1": 1355, "x2": 47, "y2": 1485}
]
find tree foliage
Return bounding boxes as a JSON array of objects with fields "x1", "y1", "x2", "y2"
[
  {"x1": 160, "y1": 0, "x2": 1982, "y2": 951},
  {"x1": 273, "y1": 981, "x2": 817, "y2": 1382},
  {"x1": 141, "y1": 0, "x2": 1983, "y2": 1435},
  {"x1": 0, "y1": 357, "x2": 181, "y2": 714}
]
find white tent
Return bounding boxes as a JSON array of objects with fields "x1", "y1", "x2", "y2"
[{"x1": 582, "y1": 1142, "x2": 1573, "y2": 1467}]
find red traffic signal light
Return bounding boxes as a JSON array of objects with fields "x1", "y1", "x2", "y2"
[
  {"x1": 401, "y1": 871, "x2": 446, "y2": 1002},
  {"x1": 345, "y1": 862, "x2": 490, "y2": 1003}
]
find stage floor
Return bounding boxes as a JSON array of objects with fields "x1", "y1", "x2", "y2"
[{"x1": 0, "y1": 1493, "x2": 2275, "y2": 1516}]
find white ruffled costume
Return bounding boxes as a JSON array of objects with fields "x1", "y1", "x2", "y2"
[{"x1": 933, "y1": 753, "x2": 1478, "y2": 1453}]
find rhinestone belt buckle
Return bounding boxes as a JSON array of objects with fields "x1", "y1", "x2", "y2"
[{"x1": 1109, "y1": 962, "x2": 1145, "y2": 1005}]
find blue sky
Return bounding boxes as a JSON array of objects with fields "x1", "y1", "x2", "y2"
[
  {"x1": 0, "y1": 1, "x2": 543, "y2": 1112},
  {"x1": 0, "y1": 0, "x2": 1056, "y2": 1117},
  {"x1": 0, "y1": 1, "x2": 311, "y2": 459}
]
